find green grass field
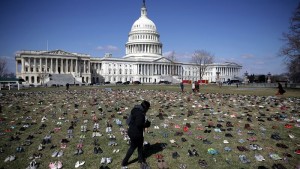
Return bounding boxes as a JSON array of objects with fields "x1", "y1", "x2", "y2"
[{"x1": 0, "y1": 84, "x2": 299, "y2": 169}]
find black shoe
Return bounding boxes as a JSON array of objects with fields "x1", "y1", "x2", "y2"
[{"x1": 187, "y1": 149, "x2": 194, "y2": 157}]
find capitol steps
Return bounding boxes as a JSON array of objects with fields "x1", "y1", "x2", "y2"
[{"x1": 46, "y1": 74, "x2": 82, "y2": 86}]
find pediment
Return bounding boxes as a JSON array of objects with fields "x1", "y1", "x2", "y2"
[
  {"x1": 224, "y1": 62, "x2": 242, "y2": 67},
  {"x1": 153, "y1": 57, "x2": 173, "y2": 63},
  {"x1": 41, "y1": 50, "x2": 76, "y2": 56}
]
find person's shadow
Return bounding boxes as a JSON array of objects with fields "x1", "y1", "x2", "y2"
[{"x1": 127, "y1": 142, "x2": 166, "y2": 164}]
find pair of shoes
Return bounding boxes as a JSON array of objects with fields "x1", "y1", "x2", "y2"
[
  {"x1": 101, "y1": 157, "x2": 112, "y2": 164},
  {"x1": 155, "y1": 154, "x2": 163, "y2": 159},
  {"x1": 157, "y1": 159, "x2": 168, "y2": 169},
  {"x1": 198, "y1": 159, "x2": 208, "y2": 167},
  {"x1": 26, "y1": 159, "x2": 37, "y2": 169},
  {"x1": 237, "y1": 146, "x2": 249, "y2": 152},
  {"x1": 179, "y1": 164, "x2": 187, "y2": 169},
  {"x1": 254, "y1": 154, "x2": 265, "y2": 161},
  {"x1": 276, "y1": 143, "x2": 288, "y2": 149},
  {"x1": 172, "y1": 152, "x2": 180, "y2": 159},
  {"x1": 74, "y1": 148, "x2": 83, "y2": 155},
  {"x1": 94, "y1": 147, "x2": 103, "y2": 154},
  {"x1": 239, "y1": 155, "x2": 250, "y2": 163},
  {"x1": 75, "y1": 161, "x2": 85, "y2": 168},
  {"x1": 249, "y1": 144, "x2": 263, "y2": 150},
  {"x1": 49, "y1": 161, "x2": 62, "y2": 169},
  {"x1": 4, "y1": 155, "x2": 16, "y2": 162},
  {"x1": 112, "y1": 149, "x2": 119, "y2": 153},
  {"x1": 52, "y1": 150, "x2": 63, "y2": 157},
  {"x1": 140, "y1": 162, "x2": 150, "y2": 169}
]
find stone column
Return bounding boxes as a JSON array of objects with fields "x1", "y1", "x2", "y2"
[
  {"x1": 66, "y1": 59, "x2": 68, "y2": 73},
  {"x1": 15, "y1": 60, "x2": 18, "y2": 74},
  {"x1": 50, "y1": 58, "x2": 53, "y2": 73},
  {"x1": 28, "y1": 58, "x2": 31, "y2": 72},
  {"x1": 21, "y1": 57, "x2": 25, "y2": 73},
  {"x1": 71, "y1": 59, "x2": 73, "y2": 73},
  {"x1": 45, "y1": 58, "x2": 48, "y2": 73},
  {"x1": 75, "y1": 59, "x2": 78, "y2": 73},
  {"x1": 83, "y1": 60, "x2": 86, "y2": 74},
  {"x1": 33, "y1": 58, "x2": 36, "y2": 73},
  {"x1": 56, "y1": 58, "x2": 58, "y2": 73},
  {"x1": 61, "y1": 59, "x2": 64, "y2": 73},
  {"x1": 39, "y1": 58, "x2": 42, "y2": 73}
]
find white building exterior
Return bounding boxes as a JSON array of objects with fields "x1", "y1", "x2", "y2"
[{"x1": 15, "y1": 1, "x2": 242, "y2": 85}]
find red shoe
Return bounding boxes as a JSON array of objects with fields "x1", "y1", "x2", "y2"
[
  {"x1": 284, "y1": 124, "x2": 292, "y2": 129},
  {"x1": 295, "y1": 149, "x2": 300, "y2": 155}
]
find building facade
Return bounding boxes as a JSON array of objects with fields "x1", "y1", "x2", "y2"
[{"x1": 15, "y1": 1, "x2": 242, "y2": 85}]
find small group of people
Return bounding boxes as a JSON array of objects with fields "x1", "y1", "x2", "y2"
[{"x1": 192, "y1": 81, "x2": 200, "y2": 93}]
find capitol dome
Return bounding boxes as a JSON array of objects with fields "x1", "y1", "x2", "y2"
[
  {"x1": 124, "y1": 0, "x2": 163, "y2": 60},
  {"x1": 131, "y1": 14, "x2": 156, "y2": 32}
]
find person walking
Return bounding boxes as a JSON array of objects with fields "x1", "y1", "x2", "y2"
[
  {"x1": 192, "y1": 82, "x2": 195, "y2": 92},
  {"x1": 180, "y1": 82, "x2": 184, "y2": 92},
  {"x1": 122, "y1": 100, "x2": 151, "y2": 169},
  {"x1": 276, "y1": 82, "x2": 286, "y2": 95}
]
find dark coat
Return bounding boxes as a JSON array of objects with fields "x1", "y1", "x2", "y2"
[{"x1": 128, "y1": 105, "x2": 150, "y2": 139}]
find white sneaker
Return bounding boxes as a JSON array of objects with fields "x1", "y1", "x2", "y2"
[
  {"x1": 79, "y1": 161, "x2": 85, "y2": 166},
  {"x1": 75, "y1": 161, "x2": 80, "y2": 168},
  {"x1": 106, "y1": 157, "x2": 112, "y2": 164},
  {"x1": 100, "y1": 157, "x2": 106, "y2": 164}
]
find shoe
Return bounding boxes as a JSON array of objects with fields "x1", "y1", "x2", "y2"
[
  {"x1": 78, "y1": 148, "x2": 83, "y2": 155},
  {"x1": 239, "y1": 155, "x2": 250, "y2": 163},
  {"x1": 49, "y1": 162, "x2": 56, "y2": 169},
  {"x1": 100, "y1": 157, "x2": 106, "y2": 164},
  {"x1": 57, "y1": 150, "x2": 63, "y2": 157},
  {"x1": 4, "y1": 156, "x2": 10, "y2": 162},
  {"x1": 172, "y1": 152, "x2": 180, "y2": 159},
  {"x1": 255, "y1": 154, "x2": 265, "y2": 161},
  {"x1": 157, "y1": 160, "x2": 164, "y2": 169},
  {"x1": 187, "y1": 149, "x2": 194, "y2": 157},
  {"x1": 57, "y1": 161, "x2": 63, "y2": 169},
  {"x1": 75, "y1": 161, "x2": 80, "y2": 168},
  {"x1": 140, "y1": 162, "x2": 150, "y2": 169},
  {"x1": 79, "y1": 161, "x2": 85, "y2": 166},
  {"x1": 51, "y1": 150, "x2": 58, "y2": 157},
  {"x1": 106, "y1": 157, "x2": 112, "y2": 164}
]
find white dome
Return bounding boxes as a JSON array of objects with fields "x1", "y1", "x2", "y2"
[{"x1": 131, "y1": 16, "x2": 156, "y2": 31}]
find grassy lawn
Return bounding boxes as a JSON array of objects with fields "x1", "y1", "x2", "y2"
[{"x1": 0, "y1": 84, "x2": 299, "y2": 169}]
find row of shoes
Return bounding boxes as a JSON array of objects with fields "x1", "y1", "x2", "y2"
[{"x1": 49, "y1": 161, "x2": 63, "y2": 169}]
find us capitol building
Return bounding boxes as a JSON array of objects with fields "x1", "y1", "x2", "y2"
[{"x1": 15, "y1": 1, "x2": 242, "y2": 85}]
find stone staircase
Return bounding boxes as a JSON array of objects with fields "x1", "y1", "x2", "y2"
[{"x1": 46, "y1": 74, "x2": 82, "y2": 86}]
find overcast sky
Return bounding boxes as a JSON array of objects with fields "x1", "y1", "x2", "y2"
[{"x1": 0, "y1": 0, "x2": 298, "y2": 76}]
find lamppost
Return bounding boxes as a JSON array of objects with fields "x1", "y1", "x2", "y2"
[
  {"x1": 216, "y1": 71, "x2": 220, "y2": 86},
  {"x1": 244, "y1": 71, "x2": 249, "y2": 84},
  {"x1": 267, "y1": 72, "x2": 271, "y2": 83}
]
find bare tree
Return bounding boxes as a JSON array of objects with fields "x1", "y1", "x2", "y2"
[
  {"x1": 191, "y1": 50, "x2": 214, "y2": 80},
  {"x1": 166, "y1": 51, "x2": 177, "y2": 75},
  {"x1": 280, "y1": 3, "x2": 300, "y2": 82},
  {"x1": 0, "y1": 58, "x2": 8, "y2": 77}
]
